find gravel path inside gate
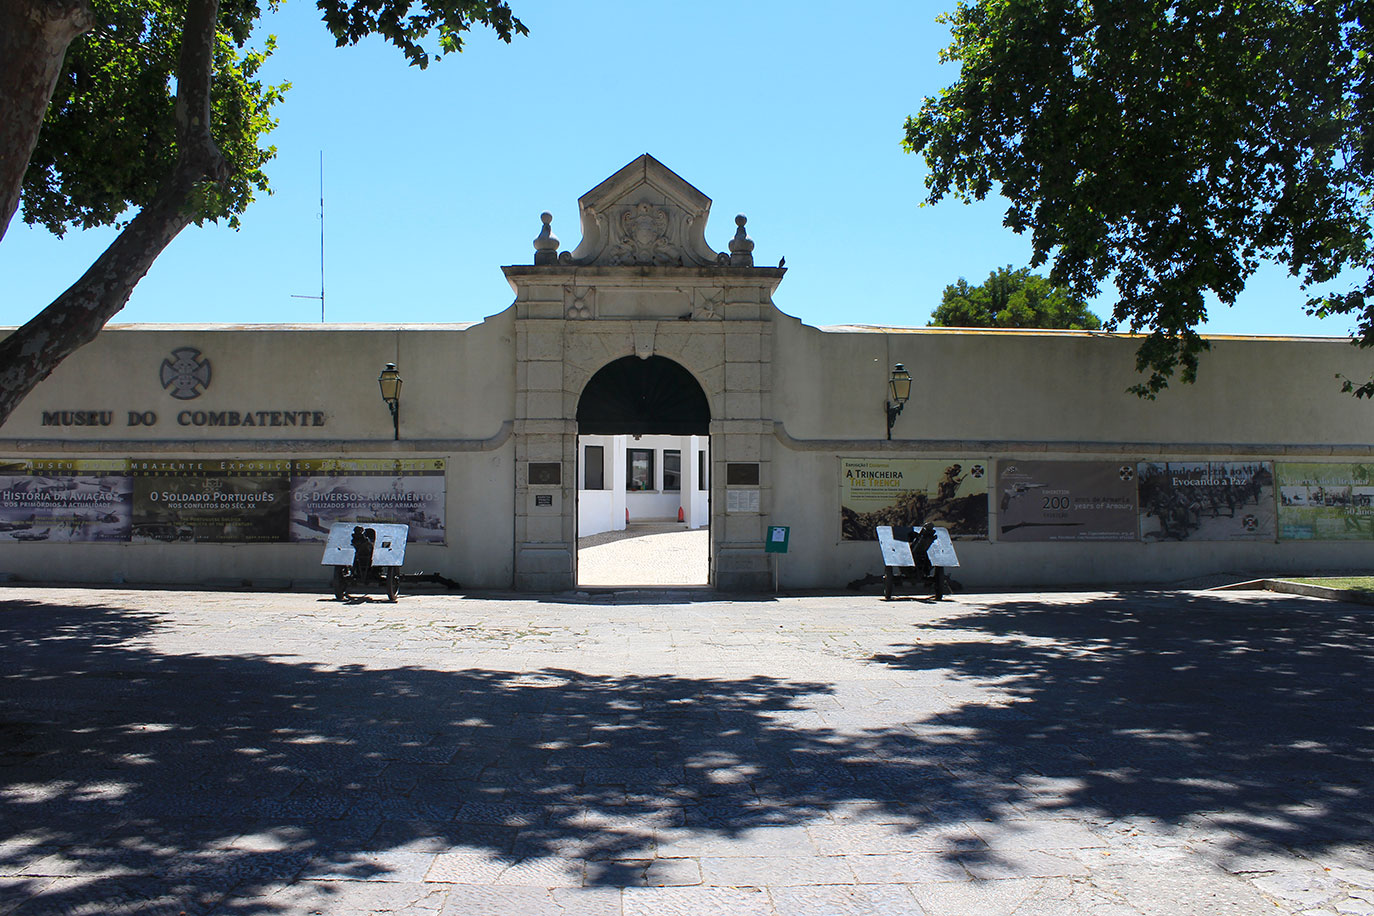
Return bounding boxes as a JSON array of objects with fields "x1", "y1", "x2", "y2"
[{"x1": 577, "y1": 526, "x2": 709, "y2": 586}]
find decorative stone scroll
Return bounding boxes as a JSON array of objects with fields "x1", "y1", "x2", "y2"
[{"x1": 542, "y1": 154, "x2": 742, "y2": 268}]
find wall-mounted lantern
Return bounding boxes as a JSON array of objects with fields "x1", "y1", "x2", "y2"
[
  {"x1": 378, "y1": 363, "x2": 402, "y2": 440},
  {"x1": 885, "y1": 363, "x2": 911, "y2": 440}
]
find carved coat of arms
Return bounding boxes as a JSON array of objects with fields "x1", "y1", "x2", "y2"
[{"x1": 608, "y1": 204, "x2": 678, "y2": 265}]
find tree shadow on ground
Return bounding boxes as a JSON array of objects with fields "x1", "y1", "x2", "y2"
[
  {"x1": 0, "y1": 596, "x2": 911, "y2": 913},
  {"x1": 1, "y1": 590, "x2": 1370, "y2": 914},
  {"x1": 870, "y1": 590, "x2": 1374, "y2": 871}
]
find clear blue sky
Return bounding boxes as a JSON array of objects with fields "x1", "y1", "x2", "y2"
[{"x1": 0, "y1": 1, "x2": 1357, "y2": 337}]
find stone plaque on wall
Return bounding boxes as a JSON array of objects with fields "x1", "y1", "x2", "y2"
[
  {"x1": 726, "y1": 463, "x2": 760, "y2": 486},
  {"x1": 726, "y1": 489, "x2": 760, "y2": 513},
  {"x1": 529, "y1": 463, "x2": 561, "y2": 486}
]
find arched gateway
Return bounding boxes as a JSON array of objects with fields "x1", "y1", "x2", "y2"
[
  {"x1": 576, "y1": 356, "x2": 711, "y2": 436},
  {"x1": 506, "y1": 154, "x2": 783, "y2": 590}
]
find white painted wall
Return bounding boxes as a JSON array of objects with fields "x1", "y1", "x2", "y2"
[
  {"x1": 768, "y1": 318, "x2": 1374, "y2": 589},
  {"x1": 0, "y1": 317, "x2": 519, "y2": 589},
  {"x1": 1, "y1": 306, "x2": 1369, "y2": 591},
  {"x1": 576, "y1": 434, "x2": 709, "y2": 536}
]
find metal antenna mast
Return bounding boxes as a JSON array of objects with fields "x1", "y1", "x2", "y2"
[{"x1": 291, "y1": 151, "x2": 326, "y2": 321}]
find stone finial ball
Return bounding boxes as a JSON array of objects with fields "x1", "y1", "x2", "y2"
[
  {"x1": 736, "y1": 214, "x2": 748, "y2": 226},
  {"x1": 541, "y1": 211, "x2": 553, "y2": 225}
]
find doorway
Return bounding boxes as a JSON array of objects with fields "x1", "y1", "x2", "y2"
[{"x1": 574, "y1": 356, "x2": 710, "y2": 587}]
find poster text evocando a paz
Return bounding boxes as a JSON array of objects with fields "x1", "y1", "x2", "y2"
[
  {"x1": 840, "y1": 458, "x2": 988, "y2": 540},
  {"x1": 1137, "y1": 462, "x2": 1276, "y2": 541}
]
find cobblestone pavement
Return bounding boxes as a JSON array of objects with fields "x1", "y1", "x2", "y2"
[{"x1": 1, "y1": 585, "x2": 1372, "y2": 915}]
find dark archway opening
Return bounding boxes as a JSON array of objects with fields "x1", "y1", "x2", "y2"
[
  {"x1": 576, "y1": 356, "x2": 710, "y2": 436},
  {"x1": 575, "y1": 356, "x2": 711, "y2": 587}
]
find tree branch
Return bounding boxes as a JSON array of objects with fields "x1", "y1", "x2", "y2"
[
  {"x1": 0, "y1": 0, "x2": 96, "y2": 243},
  {"x1": 0, "y1": 0, "x2": 229, "y2": 426}
]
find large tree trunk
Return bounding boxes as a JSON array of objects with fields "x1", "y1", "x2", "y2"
[
  {"x1": 0, "y1": 0, "x2": 228, "y2": 426},
  {"x1": 0, "y1": 0, "x2": 95, "y2": 244}
]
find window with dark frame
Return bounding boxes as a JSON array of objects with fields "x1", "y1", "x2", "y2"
[
  {"x1": 627, "y1": 448, "x2": 654, "y2": 491},
  {"x1": 698, "y1": 450, "x2": 708, "y2": 490},
  {"x1": 664, "y1": 450, "x2": 681, "y2": 491},
  {"x1": 584, "y1": 445, "x2": 604, "y2": 490}
]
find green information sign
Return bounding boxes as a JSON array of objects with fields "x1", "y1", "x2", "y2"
[{"x1": 765, "y1": 525, "x2": 790, "y2": 553}]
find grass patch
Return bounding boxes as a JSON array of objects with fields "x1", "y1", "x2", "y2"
[{"x1": 1285, "y1": 576, "x2": 1374, "y2": 593}]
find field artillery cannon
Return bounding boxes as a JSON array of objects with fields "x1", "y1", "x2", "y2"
[
  {"x1": 322, "y1": 522, "x2": 408, "y2": 601},
  {"x1": 876, "y1": 524, "x2": 959, "y2": 600}
]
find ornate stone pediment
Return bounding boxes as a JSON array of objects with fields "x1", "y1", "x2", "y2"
[{"x1": 557, "y1": 154, "x2": 726, "y2": 267}]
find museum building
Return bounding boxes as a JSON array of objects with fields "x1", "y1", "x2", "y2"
[{"x1": 1, "y1": 155, "x2": 1371, "y2": 591}]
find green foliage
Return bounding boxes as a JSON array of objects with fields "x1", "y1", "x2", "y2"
[
  {"x1": 316, "y1": 0, "x2": 526, "y2": 68},
  {"x1": 905, "y1": 1, "x2": 1374, "y2": 397},
  {"x1": 23, "y1": 0, "x2": 287, "y2": 236},
  {"x1": 931, "y1": 265, "x2": 1102, "y2": 330},
  {"x1": 20, "y1": 0, "x2": 524, "y2": 237}
]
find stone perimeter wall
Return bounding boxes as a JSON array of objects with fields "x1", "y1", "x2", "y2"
[
  {"x1": 0, "y1": 320, "x2": 518, "y2": 589},
  {"x1": 771, "y1": 315, "x2": 1374, "y2": 588},
  {"x1": 0, "y1": 308, "x2": 1369, "y2": 590}
]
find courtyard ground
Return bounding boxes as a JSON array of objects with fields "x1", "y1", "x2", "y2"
[{"x1": 0, "y1": 585, "x2": 1371, "y2": 915}]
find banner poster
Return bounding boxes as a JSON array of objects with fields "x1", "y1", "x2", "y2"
[
  {"x1": 1276, "y1": 462, "x2": 1374, "y2": 540},
  {"x1": 1136, "y1": 461, "x2": 1276, "y2": 541},
  {"x1": 289, "y1": 459, "x2": 446, "y2": 544},
  {"x1": 995, "y1": 460, "x2": 1138, "y2": 541},
  {"x1": 0, "y1": 459, "x2": 132, "y2": 543},
  {"x1": 130, "y1": 459, "x2": 291, "y2": 543},
  {"x1": 840, "y1": 458, "x2": 988, "y2": 540}
]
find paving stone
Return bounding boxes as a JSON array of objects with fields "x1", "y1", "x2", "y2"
[
  {"x1": 845, "y1": 852, "x2": 971, "y2": 885},
  {"x1": 969, "y1": 817, "x2": 1108, "y2": 850},
  {"x1": 1250, "y1": 871, "x2": 1345, "y2": 908},
  {"x1": 641, "y1": 857, "x2": 701, "y2": 887},
  {"x1": 423, "y1": 852, "x2": 511, "y2": 884},
  {"x1": 769, "y1": 883, "x2": 929, "y2": 916},
  {"x1": 654, "y1": 826, "x2": 817, "y2": 858},
  {"x1": 0, "y1": 877, "x2": 57, "y2": 916},
  {"x1": 913, "y1": 876, "x2": 1139, "y2": 916},
  {"x1": 453, "y1": 802, "x2": 547, "y2": 827},
  {"x1": 806, "y1": 823, "x2": 985, "y2": 857},
  {"x1": 367, "y1": 820, "x2": 517, "y2": 854},
  {"x1": 12, "y1": 875, "x2": 227, "y2": 916},
  {"x1": 491, "y1": 856, "x2": 584, "y2": 887},
  {"x1": 229, "y1": 880, "x2": 450, "y2": 915},
  {"x1": 1094, "y1": 863, "x2": 1289, "y2": 915},
  {"x1": 438, "y1": 886, "x2": 622, "y2": 916},
  {"x1": 1333, "y1": 868, "x2": 1374, "y2": 890},
  {"x1": 697, "y1": 854, "x2": 852, "y2": 887},
  {"x1": 622, "y1": 885, "x2": 772, "y2": 916},
  {"x1": 957, "y1": 847, "x2": 1091, "y2": 880},
  {"x1": 0, "y1": 848, "x2": 66, "y2": 879},
  {"x1": 301, "y1": 849, "x2": 437, "y2": 882}
]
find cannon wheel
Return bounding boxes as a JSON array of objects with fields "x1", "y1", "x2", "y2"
[
  {"x1": 386, "y1": 567, "x2": 400, "y2": 602},
  {"x1": 883, "y1": 566, "x2": 894, "y2": 601},
  {"x1": 332, "y1": 566, "x2": 347, "y2": 600}
]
